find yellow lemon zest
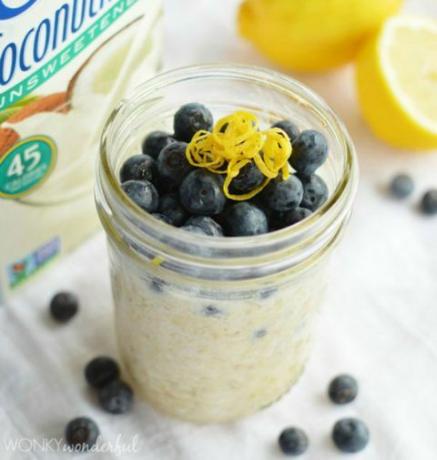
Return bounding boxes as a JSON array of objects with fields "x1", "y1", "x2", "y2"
[
  {"x1": 151, "y1": 256, "x2": 164, "y2": 266},
  {"x1": 186, "y1": 111, "x2": 292, "y2": 201}
]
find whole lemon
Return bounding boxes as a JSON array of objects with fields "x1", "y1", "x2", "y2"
[{"x1": 238, "y1": 0, "x2": 403, "y2": 72}]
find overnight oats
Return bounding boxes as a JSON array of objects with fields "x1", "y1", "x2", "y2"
[{"x1": 96, "y1": 65, "x2": 358, "y2": 423}]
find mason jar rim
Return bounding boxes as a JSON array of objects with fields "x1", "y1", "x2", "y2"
[{"x1": 97, "y1": 64, "x2": 358, "y2": 280}]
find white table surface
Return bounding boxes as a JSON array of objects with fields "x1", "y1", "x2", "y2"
[{"x1": 1, "y1": 0, "x2": 437, "y2": 459}]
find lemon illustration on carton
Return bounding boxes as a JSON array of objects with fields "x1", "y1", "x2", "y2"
[{"x1": 238, "y1": 0, "x2": 403, "y2": 72}]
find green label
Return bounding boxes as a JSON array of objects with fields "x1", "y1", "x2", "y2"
[{"x1": 0, "y1": 136, "x2": 57, "y2": 199}]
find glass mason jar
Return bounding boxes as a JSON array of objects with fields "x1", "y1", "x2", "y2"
[{"x1": 96, "y1": 64, "x2": 358, "y2": 423}]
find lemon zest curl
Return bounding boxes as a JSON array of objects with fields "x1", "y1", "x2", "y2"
[{"x1": 185, "y1": 111, "x2": 292, "y2": 201}]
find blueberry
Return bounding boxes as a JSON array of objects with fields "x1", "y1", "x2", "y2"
[
  {"x1": 65, "y1": 417, "x2": 99, "y2": 452},
  {"x1": 151, "y1": 278, "x2": 166, "y2": 293},
  {"x1": 154, "y1": 175, "x2": 179, "y2": 196},
  {"x1": 185, "y1": 216, "x2": 223, "y2": 236},
  {"x1": 259, "y1": 287, "x2": 277, "y2": 299},
  {"x1": 202, "y1": 305, "x2": 223, "y2": 316},
  {"x1": 328, "y1": 374, "x2": 358, "y2": 405},
  {"x1": 278, "y1": 427, "x2": 309, "y2": 456},
  {"x1": 249, "y1": 193, "x2": 272, "y2": 219},
  {"x1": 271, "y1": 207, "x2": 312, "y2": 230},
  {"x1": 157, "y1": 141, "x2": 192, "y2": 186},
  {"x1": 180, "y1": 170, "x2": 226, "y2": 216},
  {"x1": 389, "y1": 173, "x2": 414, "y2": 199},
  {"x1": 272, "y1": 120, "x2": 300, "y2": 143},
  {"x1": 300, "y1": 174, "x2": 329, "y2": 211},
  {"x1": 229, "y1": 162, "x2": 264, "y2": 194},
  {"x1": 174, "y1": 102, "x2": 213, "y2": 142},
  {"x1": 223, "y1": 202, "x2": 268, "y2": 236},
  {"x1": 261, "y1": 176, "x2": 303, "y2": 212},
  {"x1": 290, "y1": 207, "x2": 313, "y2": 222},
  {"x1": 158, "y1": 193, "x2": 187, "y2": 226},
  {"x1": 84, "y1": 357, "x2": 120, "y2": 389},
  {"x1": 181, "y1": 224, "x2": 209, "y2": 235},
  {"x1": 142, "y1": 131, "x2": 175, "y2": 159},
  {"x1": 332, "y1": 418, "x2": 369, "y2": 453},
  {"x1": 254, "y1": 328, "x2": 267, "y2": 338},
  {"x1": 119, "y1": 154, "x2": 156, "y2": 183},
  {"x1": 212, "y1": 208, "x2": 229, "y2": 228},
  {"x1": 121, "y1": 180, "x2": 159, "y2": 212},
  {"x1": 152, "y1": 213, "x2": 174, "y2": 225},
  {"x1": 50, "y1": 291, "x2": 79, "y2": 323},
  {"x1": 290, "y1": 130, "x2": 328, "y2": 176},
  {"x1": 421, "y1": 189, "x2": 437, "y2": 215},
  {"x1": 98, "y1": 380, "x2": 134, "y2": 414}
]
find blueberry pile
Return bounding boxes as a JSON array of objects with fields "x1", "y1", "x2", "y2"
[
  {"x1": 47, "y1": 291, "x2": 136, "y2": 452},
  {"x1": 277, "y1": 373, "x2": 369, "y2": 456},
  {"x1": 119, "y1": 103, "x2": 330, "y2": 237},
  {"x1": 84, "y1": 356, "x2": 134, "y2": 415},
  {"x1": 64, "y1": 355, "x2": 134, "y2": 452}
]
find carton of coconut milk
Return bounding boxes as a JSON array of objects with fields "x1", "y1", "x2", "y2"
[{"x1": 0, "y1": 0, "x2": 162, "y2": 301}]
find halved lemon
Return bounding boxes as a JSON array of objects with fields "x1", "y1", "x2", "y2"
[{"x1": 356, "y1": 17, "x2": 437, "y2": 150}]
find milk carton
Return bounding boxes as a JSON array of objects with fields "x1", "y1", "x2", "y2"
[{"x1": 0, "y1": 0, "x2": 162, "y2": 301}]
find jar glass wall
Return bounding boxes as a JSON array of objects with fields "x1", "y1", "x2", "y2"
[{"x1": 96, "y1": 64, "x2": 358, "y2": 423}]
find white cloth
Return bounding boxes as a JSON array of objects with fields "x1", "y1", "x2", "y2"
[{"x1": 1, "y1": 0, "x2": 437, "y2": 459}]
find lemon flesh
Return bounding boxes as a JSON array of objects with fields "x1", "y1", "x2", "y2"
[
  {"x1": 238, "y1": 0, "x2": 403, "y2": 72},
  {"x1": 356, "y1": 17, "x2": 437, "y2": 150}
]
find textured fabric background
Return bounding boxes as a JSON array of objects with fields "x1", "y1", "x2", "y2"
[{"x1": 1, "y1": 0, "x2": 436, "y2": 458}]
